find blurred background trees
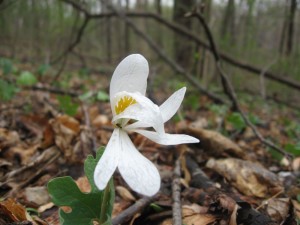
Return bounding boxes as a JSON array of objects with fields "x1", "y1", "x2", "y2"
[{"x1": 0, "y1": 0, "x2": 299, "y2": 106}]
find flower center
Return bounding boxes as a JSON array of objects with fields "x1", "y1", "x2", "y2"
[{"x1": 115, "y1": 96, "x2": 137, "y2": 115}]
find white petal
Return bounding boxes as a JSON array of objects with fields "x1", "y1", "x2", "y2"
[
  {"x1": 160, "y1": 87, "x2": 186, "y2": 122},
  {"x1": 110, "y1": 54, "x2": 149, "y2": 102},
  {"x1": 133, "y1": 129, "x2": 199, "y2": 145},
  {"x1": 94, "y1": 129, "x2": 121, "y2": 190},
  {"x1": 124, "y1": 121, "x2": 150, "y2": 130},
  {"x1": 118, "y1": 130, "x2": 160, "y2": 196},
  {"x1": 125, "y1": 87, "x2": 186, "y2": 130},
  {"x1": 112, "y1": 92, "x2": 164, "y2": 134}
]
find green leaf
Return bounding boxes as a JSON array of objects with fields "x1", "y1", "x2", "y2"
[
  {"x1": 79, "y1": 91, "x2": 94, "y2": 101},
  {"x1": 37, "y1": 64, "x2": 50, "y2": 76},
  {"x1": 149, "y1": 203, "x2": 164, "y2": 212},
  {"x1": 96, "y1": 90, "x2": 109, "y2": 102},
  {"x1": 0, "y1": 79, "x2": 17, "y2": 101},
  {"x1": 17, "y1": 71, "x2": 37, "y2": 86},
  {"x1": 0, "y1": 58, "x2": 13, "y2": 75},
  {"x1": 267, "y1": 147, "x2": 283, "y2": 161},
  {"x1": 227, "y1": 112, "x2": 246, "y2": 130},
  {"x1": 48, "y1": 147, "x2": 115, "y2": 225},
  {"x1": 57, "y1": 95, "x2": 79, "y2": 116},
  {"x1": 184, "y1": 95, "x2": 199, "y2": 110},
  {"x1": 284, "y1": 143, "x2": 300, "y2": 157}
]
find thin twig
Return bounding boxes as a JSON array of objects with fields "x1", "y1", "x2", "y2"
[
  {"x1": 50, "y1": 13, "x2": 90, "y2": 65},
  {"x1": 259, "y1": 57, "x2": 278, "y2": 99},
  {"x1": 186, "y1": 11, "x2": 292, "y2": 159},
  {"x1": 25, "y1": 85, "x2": 79, "y2": 97},
  {"x1": 81, "y1": 104, "x2": 98, "y2": 153},
  {"x1": 172, "y1": 158, "x2": 182, "y2": 225}
]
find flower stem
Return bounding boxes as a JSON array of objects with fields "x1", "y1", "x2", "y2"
[{"x1": 99, "y1": 181, "x2": 111, "y2": 224}]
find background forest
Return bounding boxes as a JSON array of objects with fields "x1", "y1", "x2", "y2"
[
  {"x1": 1, "y1": 0, "x2": 300, "y2": 105},
  {"x1": 0, "y1": 0, "x2": 300, "y2": 225}
]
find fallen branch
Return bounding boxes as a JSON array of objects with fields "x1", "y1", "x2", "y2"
[
  {"x1": 186, "y1": 11, "x2": 292, "y2": 159},
  {"x1": 172, "y1": 158, "x2": 182, "y2": 225},
  {"x1": 112, "y1": 196, "x2": 158, "y2": 225},
  {"x1": 185, "y1": 155, "x2": 277, "y2": 225},
  {"x1": 26, "y1": 85, "x2": 80, "y2": 97}
]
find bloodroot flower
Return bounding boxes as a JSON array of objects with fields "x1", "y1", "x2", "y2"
[{"x1": 94, "y1": 54, "x2": 199, "y2": 196}]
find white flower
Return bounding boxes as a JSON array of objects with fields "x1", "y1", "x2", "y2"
[{"x1": 94, "y1": 54, "x2": 199, "y2": 196}]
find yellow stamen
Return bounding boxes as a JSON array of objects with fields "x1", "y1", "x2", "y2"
[{"x1": 115, "y1": 96, "x2": 137, "y2": 115}]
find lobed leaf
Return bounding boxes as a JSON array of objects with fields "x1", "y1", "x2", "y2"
[{"x1": 48, "y1": 147, "x2": 114, "y2": 225}]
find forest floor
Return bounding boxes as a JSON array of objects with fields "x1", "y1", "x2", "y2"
[{"x1": 0, "y1": 62, "x2": 300, "y2": 225}]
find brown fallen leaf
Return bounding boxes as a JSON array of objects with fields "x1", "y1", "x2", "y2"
[
  {"x1": 0, "y1": 128, "x2": 20, "y2": 150},
  {"x1": 160, "y1": 205, "x2": 217, "y2": 225},
  {"x1": 187, "y1": 126, "x2": 247, "y2": 159},
  {"x1": 25, "y1": 186, "x2": 50, "y2": 205},
  {"x1": 92, "y1": 114, "x2": 110, "y2": 127},
  {"x1": 266, "y1": 198, "x2": 290, "y2": 223},
  {"x1": 292, "y1": 200, "x2": 300, "y2": 221},
  {"x1": 4, "y1": 144, "x2": 39, "y2": 165},
  {"x1": 116, "y1": 186, "x2": 137, "y2": 202},
  {"x1": 49, "y1": 114, "x2": 80, "y2": 162},
  {"x1": 206, "y1": 158, "x2": 283, "y2": 198},
  {"x1": 0, "y1": 198, "x2": 31, "y2": 222}
]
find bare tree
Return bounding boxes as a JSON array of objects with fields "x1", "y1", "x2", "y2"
[
  {"x1": 173, "y1": 0, "x2": 194, "y2": 69},
  {"x1": 220, "y1": 0, "x2": 236, "y2": 44}
]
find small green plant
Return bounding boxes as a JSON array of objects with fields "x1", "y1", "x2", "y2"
[
  {"x1": 0, "y1": 58, "x2": 14, "y2": 75},
  {"x1": 227, "y1": 112, "x2": 261, "y2": 131},
  {"x1": 57, "y1": 95, "x2": 79, "y2": 116},
  {"x1": 0, "y1": 79, "x2": 18, "y2": 101},
  {"x1": 37, "y1": 64, "x2": 50, "y2": 76},
  {"x1": 96, "y1": 90, "x2": 109, "y2": 102},
  {"x1": 48, "y1": 148, "x2": 114, "y2": 225},
  {"x1": 284, "y1": 143, "x2": 300, "y2": 157},
  {"x1": 227, "y1": 112, "x2": 246, "y2": 130},
  {"x1": 48, "y1": 54, "x2": 199, "y2": 224},
  {"x1": 17, "y1": 71, "x2": 38, "y2": 86}
]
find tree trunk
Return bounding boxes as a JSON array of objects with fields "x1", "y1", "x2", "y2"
[
  {"x1": 156, "y1": 0, "x2": 162, "y2": 15},
  {"x1": 286, "y1": 0, "x2": 297, "y2": 56},
  {"x1": 220, "y1": 0, "x2": 235, "y2": 44},
  {"x1": 173, "y1": 0, "x2": 194, "y2": 69},
  {"x1": 279, "y1": 1, "x2": 288, "y2": 55}
]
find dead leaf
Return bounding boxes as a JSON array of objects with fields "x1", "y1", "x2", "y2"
[
  {"x1": 50, "y1": 114, "x2": 80, "y2": 162},
  {"x1": 292, "y1": 200, "x2": 300, "y2": 221},
  {"x1": 0, "y1": 128, "x2": 20, "y2": 150},
  {"x1": 0, "y1": 198, "x2": 31, "y2": 221},
  {"x1": 206, "y1": 158, "x2": 283, "y2": 198},
  {"x1": 92, "y1": 114, "x2": 109, "y2": 127},
  {"x1": 116, "y1": 186, "x2": 136, "y2": 202},
  {"x1": 41, "y1": 123, "x2": 55, "y2": 149},
  {"x1": 187, "y1": 126, "x2": 247, "y2": 159},
  {"x1": 25, "y1": 186, "x2": 50, "y2": 205},
  {"x1": 4, "y1": 144, "x2": 39, "y2": 165},
  {"x1": 182, "y1": 204, "x2": 209, "y2": 214},
  {"x1": 266, "y1": 198, "x2": 290, "y2": 223},
  {"x1": 292, "y1": 157, "x2": 300, "y2": 171},
  {"x1": 183, "y1": 213, "x2": 216, "y2": 225},
  {"x1": 229, "y1": 204, "x2": 239, "y2": 225},
  {"x1": 160, "y1": 205, "x2": 217, "y2": 225}
]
